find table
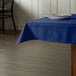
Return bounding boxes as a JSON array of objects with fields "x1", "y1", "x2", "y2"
[
  {"x1": 71, "y1": 44, "x2": 76, "y2": 76},
  {"x1": 17, "y1": 14, "x2": 76, "y2": 44},
  {"x1": 17, "y1": 14, "x2": 76, "y2": 76}
]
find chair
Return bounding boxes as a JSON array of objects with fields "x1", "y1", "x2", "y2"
[{"x1": 0, "y1": 0, "x2": 17, "y2": 33}]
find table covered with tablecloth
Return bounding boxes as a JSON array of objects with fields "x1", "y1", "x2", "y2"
[{"x1": 17, "y1": 14, "x2": 76, "y2": 44}]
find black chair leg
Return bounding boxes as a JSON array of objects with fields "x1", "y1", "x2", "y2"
[
  {"x1": 11, "y1": 12, "x2": 17, "y2": 31},
  {"x1": 2, "y1": 0, "x2": 5, "y2": 34},
  {"x1": 2, "y1": 12, "x2": 5, "y2": 33}
]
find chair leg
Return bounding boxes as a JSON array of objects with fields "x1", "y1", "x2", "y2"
[
  {"x1": 2, "y1": 10, "x2": 5, "y2": 34},
  {"x1": 11, "y1": 12, "x2": 17, "y2": 31},
  {"x1": 2, "y1": 0, "x2": 5, "y2": 34}
]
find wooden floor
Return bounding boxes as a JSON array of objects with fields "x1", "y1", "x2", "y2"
[
  {"x1": 0, "y1": 31, "x2": 18, "y2": 50},
  {"x1": 0, "y1": 31, "x2": 19, "y2": 76},
  {"x1": 0, "y1": 31, "x2": 71, "y2": 76}
]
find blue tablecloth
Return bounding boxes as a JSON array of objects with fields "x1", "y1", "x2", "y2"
[{"x1": 17, "y1": 14, "x2": 76, "y2": 44}]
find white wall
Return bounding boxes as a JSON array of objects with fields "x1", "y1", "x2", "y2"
[
  {"x1": 13, "y1": 0, "x2": 76, "y2": 30},
  {"x1": 4, "y1": 0, "x2": 76, "y2": 30}
]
